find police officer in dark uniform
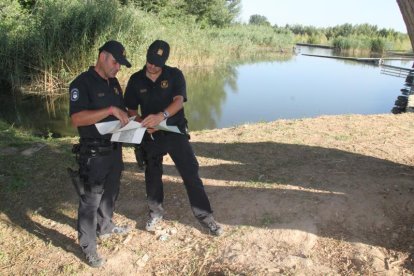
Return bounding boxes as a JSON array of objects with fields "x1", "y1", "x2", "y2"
[
  {"x1": 124, "y1": 40, "x2": 222, "y2": 236},
  {"x1": 69, "y1": 40, "x2": 131, "y2": 267}
]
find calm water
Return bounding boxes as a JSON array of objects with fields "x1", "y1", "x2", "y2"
[{"x1": 0, "y1": 46, "x2": 411, "y2": 137}]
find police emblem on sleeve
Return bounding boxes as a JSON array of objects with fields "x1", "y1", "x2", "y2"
[
  {"x1": 70, "y1": 88, "x2": 79, "y2": 101},
  {"x1": 161, "y1": 80, "x2": 168, "y2": 88}
]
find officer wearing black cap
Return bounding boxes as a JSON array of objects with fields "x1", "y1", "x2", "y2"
[
  {"x1": 124, "y1": 40, "x2": 222, "y2": 236},
  {"x1": 69, "y1": 40, "x2": 131, "y2": 267}
]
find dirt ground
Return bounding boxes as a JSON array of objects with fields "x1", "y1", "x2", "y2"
[{"x1": 1, "y1": 113, "x2": 414, "y2": 275}]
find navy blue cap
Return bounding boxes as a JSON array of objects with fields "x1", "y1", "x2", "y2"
[
  {"x1": 99, "y1": 40, "x2": 131, "y2": 68},
  {"x1": 146, "y1": 40, "x2": 170, "y2": 67}
]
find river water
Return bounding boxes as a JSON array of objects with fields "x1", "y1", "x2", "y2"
[{"x1": 0, "y1": 46, "x2": 411, "y2": 137}]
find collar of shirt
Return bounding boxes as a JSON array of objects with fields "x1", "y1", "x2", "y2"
[
  {"x1": 141, "y1": 65, "x2": 172, "y2": 83},
  {"x1": 88, "y1": 66, "x2": 118, "y2": 85}
]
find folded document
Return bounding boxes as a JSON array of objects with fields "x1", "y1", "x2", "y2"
[{"x1": 95, "y1": 117, "x2": 181, "y2": 144}]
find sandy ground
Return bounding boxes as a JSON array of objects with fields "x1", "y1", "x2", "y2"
[{"x1": 1, "y1": 113, "x2": 414, "y2": 275}]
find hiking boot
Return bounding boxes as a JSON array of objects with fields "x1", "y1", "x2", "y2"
[
  {"x1": 98, "y1": 225, "x2": 130, "y2": 239},
  {"x1": 199, "y1": 216, "x2": 223, "y2": 236},
  {"x1": 85, "y1": 252, "x2": 105, "y2": 268},
  {"x1": 145, "y1": 216, "x2": 163, "y2": 232}
]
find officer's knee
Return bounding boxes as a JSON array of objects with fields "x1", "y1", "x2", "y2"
[{"x1": 146, "y1": 156, "x2": 163, "y2": 168}]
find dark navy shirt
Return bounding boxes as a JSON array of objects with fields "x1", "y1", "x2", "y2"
[
  {"x1": 124, "y1": 65, "x2": 187, "y2": 132},
  {"x1": 69, "y1": 66, "x2": 125, "y2": 139}
]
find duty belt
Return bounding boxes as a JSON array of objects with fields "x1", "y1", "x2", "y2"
[{"x1": 79, "y1": 138, "x2": 118, "y2": 152}]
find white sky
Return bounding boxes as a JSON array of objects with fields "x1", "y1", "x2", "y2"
[{"x1": 240, "y1": 0, "x2": 407, "y2": 33}]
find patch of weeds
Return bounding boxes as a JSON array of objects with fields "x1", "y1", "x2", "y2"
[
  {"x1": 7, "y1": 175, "x2": 29, "y2": 192},
  {"x1": 59, "y1": 263, "x2": 77, "y2": 275},
  {"x1": 246, "y1": 181, "x2": 262, "y2": 188},
  {"x1": 246, "y1": 180, "x2": 278, "y2": 188},
  {"x1": 38, "y1": 270, "x2": 51, "y2": 276},
  {"x1": 260, "y1": 212, "x2": 276, "y2": 227},
  {"x1": 99, "y1": 238, "x2": 118, "y2": 249},
  {"x1": 0, "y1": 251, "x2": 9, "y2": 264},
  {"x1": 334, "y1": 135, "x2": 350, "y2": 141},
  {"x1": 132, "y1": 247, "x2": 145, "y2": 258},
  {"x1": 225, "y1": 225, "x2": 246, "y2": 237},
  {"x1": 46, "y1": 240, "x2": 53, "y2": 248}
]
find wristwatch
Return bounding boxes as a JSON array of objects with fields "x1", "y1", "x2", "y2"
[{"x1": 162, "y1": 110, "x2": 170, "y2": 119}]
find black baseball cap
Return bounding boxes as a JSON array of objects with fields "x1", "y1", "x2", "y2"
[
  {"x1": 99, "y1": 40, "x2": 131, "y2": 68},
  {"x1": 146, "y1": 40, "x2": 170, "y2": 67}
]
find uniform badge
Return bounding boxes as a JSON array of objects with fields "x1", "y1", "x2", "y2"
[
  {"x1": 114, "y1": 87, "x2": 119, "y2": 95},
  {"x1": 70, "y1": 88, "x2": 79, "y2": 101},
  {"x1": 161, "y1": 80, "x2": 168, "y2": 89},
  {"x1": 140, "y1": 89, "x2": 147, "y2": 93},
  {"x1": 157, "y1": 49, "x2": 163, "y2": 56},
  {"x1": 97, "y1": 93, "x2": 105, "y2": 97}
]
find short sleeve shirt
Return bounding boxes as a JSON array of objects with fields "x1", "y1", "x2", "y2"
[
  {"x1": 124, "y1": 65, "x2": 187, "y2": 131},
  {"x1": 69, "y1": 67, "x2": 125, "y2": 139}
]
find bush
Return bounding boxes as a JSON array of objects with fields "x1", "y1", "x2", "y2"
[{"x1": 370, "y1": 38, "x2": 386, "y2": 53}]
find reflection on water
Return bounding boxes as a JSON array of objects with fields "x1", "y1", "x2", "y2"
[
  {"x1": 184, "y1": 65, "x2": 239, "y2": 130},
  {"x1": 0, "y1": 46, "x2": 411, "y2": 137},
  {"x1": 0, "y1": 90, "x2": 76, "y2": 137}
]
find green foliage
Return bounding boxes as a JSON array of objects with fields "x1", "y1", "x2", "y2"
[
  {"x1": 0, "y1": 0, "x2": 292, "y2": 92},
  {"x1": 287, "y1": 23, "x2": 411, "y2": 53},
  {"x1": 129, "y1": 0, "x2": 170, "y2": 13},
  {"x1": 0, "y1": 120, "x2": 40, "y2": 192},
  {"x1": 18, "y1": 0, "x2": 36, "y2": 9},
  {"x1": 0, "y1": 0, "x2": 138, "y2": 88},
  {"x1": 332, "y1": 35, "x2": 390, "y2": 53},
  {"x1": 182, "y1": 0, "x2": 238, "y2": 27},
  {"x1": 127, "y1": 0, "x2": 240, "y2": 27},
  {"x1": 249, "y1": 14, "x2": 270, "y2": 26},
  {"x1": 370, "y1": 37, "x2": 386, "y2": 52}
]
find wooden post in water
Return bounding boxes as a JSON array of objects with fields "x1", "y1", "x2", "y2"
[{"x1": 397, "y1": 0, "x2": 414, "y2": 50}]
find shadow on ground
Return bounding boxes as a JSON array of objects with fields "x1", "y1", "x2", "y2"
[{"x1": 1, "y1": 141, "x2": 414, "y2": 270}]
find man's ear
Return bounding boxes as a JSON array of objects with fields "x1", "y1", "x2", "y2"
[{"x1": 98, "y1": 51, "x2": 107, "y2": 62}]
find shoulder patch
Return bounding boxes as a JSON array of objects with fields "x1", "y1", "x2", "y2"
[{"x1": 70, "y1": 88, "x2": 80, "y2": 101}]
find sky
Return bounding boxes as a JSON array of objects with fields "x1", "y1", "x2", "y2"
[{"x1": 240, "y1": 0, "x2": 407, "y2": 33}]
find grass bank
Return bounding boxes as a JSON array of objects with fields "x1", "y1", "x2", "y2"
[{"x1": 0, "y1": 0, "x2": 294, "y2": 94}]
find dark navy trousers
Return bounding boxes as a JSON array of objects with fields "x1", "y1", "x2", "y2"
[
  {"x1": 142, "y1": 132, "x2": 212, "y2": 219},
  {"x1": 77, "y1": 144, "x2": 123, "y2": 254}
]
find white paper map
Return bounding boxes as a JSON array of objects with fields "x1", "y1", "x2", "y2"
[{"x1": 95, "y1": 117, "x2": 182, "y2": 144}]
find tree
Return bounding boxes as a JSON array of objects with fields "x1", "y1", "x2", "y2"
[
  {"x1": 128, "y1": 0, "x2": 170, "y2": 13},
  {"x1": 249, "y1": 14, "x2": 270, "y2": 26},
  {"x1": 184, "y1": 0, "x2": 239, "y2": 27},
  {"x1": 227, "y1": 0, "x2": 241, "y2": 20},
  {"x1": 125, "y1": 0, "x2": 240, "y2": 27}
]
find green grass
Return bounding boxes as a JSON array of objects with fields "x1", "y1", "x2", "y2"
[
  {"x1": 333, "y1": 135, "x2": 351, "y2": 141},
  {"x1": 0, "y1": 119, "x2": 75, "y2": 193}
]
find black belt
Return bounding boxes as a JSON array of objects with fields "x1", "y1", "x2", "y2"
[
  {"x1": 143, "y1": 131, "x2": 174, "y2": 141},
  {"x1": 80, "y1": 137, "x2": 110, "y2": 144},
  {"x1": 79, "y1": 138, "x2": 119, "y2": 150}
]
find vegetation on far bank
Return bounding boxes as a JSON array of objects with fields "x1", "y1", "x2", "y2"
[
  {"x1": 250, "y1": 15, "x2": 411, "y2": 53},
  {"x1": 1, "y1": 0, "x2": 411, "y2": 94}
]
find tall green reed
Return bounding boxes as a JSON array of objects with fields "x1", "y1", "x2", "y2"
[{"x1": 1, "y1": 0, "x2": 294, "y2": 94}]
